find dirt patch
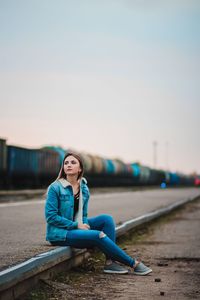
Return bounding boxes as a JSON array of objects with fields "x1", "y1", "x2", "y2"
[{"x1": 27, "y1": 199, "x2": 200, "y2": 300}]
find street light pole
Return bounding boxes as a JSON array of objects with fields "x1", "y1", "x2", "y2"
[
  {"x1": 153, "y1": 141, "x2": 157, "y2": 169},
  {"x1": 165, "y1": 141, "x2": 169, "y2": 170}
]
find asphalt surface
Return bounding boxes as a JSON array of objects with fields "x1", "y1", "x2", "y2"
[{"x1": 0, "y1": 187, "x2": 199, "y2": 271}]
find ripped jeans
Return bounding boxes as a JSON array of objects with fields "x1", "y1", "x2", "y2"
[{"x1": 52, "y1": 214, "x2": 135, "y2": 268}]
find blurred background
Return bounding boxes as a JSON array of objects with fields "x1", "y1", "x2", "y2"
[{"x1": 0, "y1": 0, "x2": 199, "y2": 188}]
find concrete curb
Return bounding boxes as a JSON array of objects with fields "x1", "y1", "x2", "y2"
[
  {"x1": 116, "y1": 195, "x2": 197, "y2": 236},
  {"x1": 0, "y1": 194, "x2": 199, "y2": 299},
  {"x1": 0, "y1": 247, "x2": 84, "y2": 291}
]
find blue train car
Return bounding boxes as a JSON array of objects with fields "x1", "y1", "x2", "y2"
[
  {"x1": 7, "y1": 145, "x2": 38, "y2": 176},
  {"x1": 169, "y1": 172, "x2": 180, "y2": 185},
  {"x1": 6, "y1": 145, "x2": 39, "y2": 188},
  {"x1": 0, "y1": 138, "x2": 7, "y2": 188},
  {"x1": 103, "y1": 159, "x2": 115, "y2": 174}
]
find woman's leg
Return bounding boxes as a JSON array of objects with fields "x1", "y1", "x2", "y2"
[
  {"x1": 64, "y1": 229, "x2": 135, "y2": 268},
  {"x1": 87, "y1": 214, "x2": 116, "y2": 262},
  {"x1": 88, "y1": 214, "x2": 116, "y2": 243}
]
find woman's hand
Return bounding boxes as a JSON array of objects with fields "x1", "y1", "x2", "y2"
[{"x1": 78, "y1": 223, "x2": 90, "y2": 230}]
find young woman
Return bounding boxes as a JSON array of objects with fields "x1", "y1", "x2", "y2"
[{"x1": 45, "y1": 152, "x2": 152, "y2": 275}]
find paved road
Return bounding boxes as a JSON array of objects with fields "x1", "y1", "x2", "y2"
[{"x1": 0, "y1": 187, "x2": 199, "y2": 271}]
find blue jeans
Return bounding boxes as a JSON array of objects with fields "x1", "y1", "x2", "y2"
[{"x1": 52, "y1": 214, "x2": 135, "y2": 268}]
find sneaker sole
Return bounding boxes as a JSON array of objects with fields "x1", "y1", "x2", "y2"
[
  {"x1": 103, "y1": 269, "x2": 129, "y2": 274},
  {"x1": 133, "y1": 269, "x2": 152, "y2": 276}
]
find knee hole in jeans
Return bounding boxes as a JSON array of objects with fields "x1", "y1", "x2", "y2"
[{"x1": 99, "y1": 231, "x2": 106, "y2": 238}]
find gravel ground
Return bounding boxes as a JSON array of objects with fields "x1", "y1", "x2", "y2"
[{"x1": 27, "y1": 197, "x2": 200, "y2": 300}]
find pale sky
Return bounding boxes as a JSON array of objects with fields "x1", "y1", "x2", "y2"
[{"x1": 0, "y1": 0, "x2": 199, "y2": 174}]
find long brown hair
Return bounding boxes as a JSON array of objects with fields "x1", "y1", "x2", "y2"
[{"x1": 57, "y1": 152, "x2": 84, "y2": 180}]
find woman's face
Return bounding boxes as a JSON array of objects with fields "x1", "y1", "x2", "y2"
[{"x1": 63, "y1": 155, "x2": 82, "y2": 178}]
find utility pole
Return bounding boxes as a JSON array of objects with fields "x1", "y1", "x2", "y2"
[
  {"x1": 165, "y1": 141, "x2": 169, "y2": 170},
  {"x1": 153, "y1": 141, "x2": 157, "y2": 169}
]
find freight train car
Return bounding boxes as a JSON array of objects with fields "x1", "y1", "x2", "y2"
[
  {"x1": 195, "y1": 176, "x2": 200, "y2": 186},
  {"x1": 0, "y1": 138, "x2": 7, "y2": 188},
  {"x1": 77, "y1": 153, "x2": 138, "y2": 187},
  {"x1": 0, "y1": 138, "x2": 196, "y2": 189},
  {"x1": 5, "y1": 145, "x2": 60, "y2": 188},
  {"x1": 6, "y1": 145, "x2": 38, "y2": 188}
]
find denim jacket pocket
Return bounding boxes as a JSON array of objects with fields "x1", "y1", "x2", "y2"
[
  {"x1": 59, "y1": 194, "x2": 72, "y2": 212},
  {"x1": 59, "y1": 187, "x2": 72, "y2": 199}
]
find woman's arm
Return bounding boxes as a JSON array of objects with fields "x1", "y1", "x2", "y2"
[
  {"x1": 45, "y1": 185, "x2": 78, "y2": 230},
  {"x1": 82, "y1": 188, "x2": 90, "y2": 225}
]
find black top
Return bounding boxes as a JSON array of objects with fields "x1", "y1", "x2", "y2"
[{"x1": 73, "y1": 189, "x2": 80, "y2": 220}]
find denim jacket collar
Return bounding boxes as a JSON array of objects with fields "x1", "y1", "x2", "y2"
[
  {"x1": 58, "y1": 177, "x2": 87, "y2": 224},
  {"x1": 58, "y1": 177, "x2": 87, "y2": 188}
]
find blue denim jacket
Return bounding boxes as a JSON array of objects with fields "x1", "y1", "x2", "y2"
[{"x1": 45, "y1": 177, "x2": 90, "y2": 242}]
